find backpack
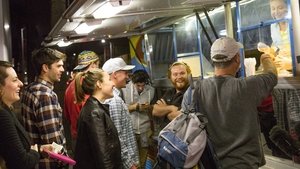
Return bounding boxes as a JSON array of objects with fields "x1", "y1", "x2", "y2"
[
  {"x1": 157, "y1": 109, "x2": 207, "y2": 168},
  {"x1": 156, "y1": 75, "x2": 208, "y2": 168},
  {"x1": 155, "y1": 75, "x2": 222, "y2": 169}
]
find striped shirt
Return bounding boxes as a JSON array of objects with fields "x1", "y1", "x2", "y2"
[
  {"x1": 21, "y1": 78, "x2": 66, "y2": 169},
  {"x1": 104, "y1": 88, "x2": 139, "y2": 168}
]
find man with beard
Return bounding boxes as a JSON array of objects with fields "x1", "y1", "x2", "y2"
[{"x1": 152, "y1": 61, "x2": 191, "y2": 123}]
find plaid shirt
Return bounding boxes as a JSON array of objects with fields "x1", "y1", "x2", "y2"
[
  {"x1": 21, "y1": 78, "x2": 66, "y2": 169},
  {"x1": 105, "y1": 88, "x2": 139, "y2": 168},
  {"x1": 273, "y1": 89, "x2": 300, "y2": 129}
]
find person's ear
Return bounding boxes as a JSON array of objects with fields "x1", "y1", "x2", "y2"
[
  {"x1": 96, "y1": 81, "x2": 102, "y2": 89},
  {"x1": 233, "y1": 54, "x2": 241, "y2": 68},
  {"x1": 111, "y1": 72, "x2": 117, "y2": 79},
  {"x1": 42, "y1": 64, "x2": 49, "y2": 73}
]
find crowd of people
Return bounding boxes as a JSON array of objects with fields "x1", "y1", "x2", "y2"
[
  {"x1": 1, "y1": 34, "x2": 289, "y2": 169},
  {"x1": 0, "y1": 1, "x2": 298, "y2": 166}
]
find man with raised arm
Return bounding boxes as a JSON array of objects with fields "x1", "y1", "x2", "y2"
[{"x1": 192, "y1": 37, "x2": 277, "y2": 168}]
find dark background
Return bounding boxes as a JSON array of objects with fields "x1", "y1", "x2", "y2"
[{"x1": 9, "y1": 0, "x2": 129, "y2": 82}]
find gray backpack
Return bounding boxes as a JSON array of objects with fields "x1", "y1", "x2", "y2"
[
  {"x1": 157, "y1": 76, "x2": 207, "y2": 168},
  {"x1": 157, "y1": 110, "x2": 207, "y2": 168}
]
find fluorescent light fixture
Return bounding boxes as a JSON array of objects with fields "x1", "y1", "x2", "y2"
[
  {"x1": 74, "y1": 23, "x2": 98, "y2": 34},
  {"x1": 92, "y1": 0, "x2": 131, "y2": 19},
  {"x1": 57, "y1": 40, "x2": 72, "y2": 47}
]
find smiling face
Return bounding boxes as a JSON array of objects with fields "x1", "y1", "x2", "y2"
[
  {"x1": 99, "y1": 72, "x2": 115, "y2": 100},
  {"x1": 0, "y1": 67, "x2": 23, "y2": 107},
  {"x1": 111, "y1": 70, "x2": 130, "y2": 89},
  {"x1": 270, "y1": 0, "x2": 288, "y2": 20},
  {"x1": 170, "y1": 65, "x2": 189, "y2": 91}
]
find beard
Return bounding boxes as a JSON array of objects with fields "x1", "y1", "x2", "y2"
[{"x1": 172, "y1": 79, "x2": 189, "y2": 91}]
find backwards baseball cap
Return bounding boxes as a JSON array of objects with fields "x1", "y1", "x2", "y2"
[
  {"x1": 102, "y1": 57, "x2": 135, "y2": 74},
  {"x1": 73, "y1": 50, "x2": 99, "y2": 71},
  {"x1": 211, "y1": 37, "x2": 243, "y2": 62}
]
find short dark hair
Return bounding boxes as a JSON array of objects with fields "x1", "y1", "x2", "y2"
[
  {"x1": 131, "y1": 69, "x2": 150, "y2": 84},
  {"x1": 31, "y1": 48, "x2": 66, "y2": 76}
]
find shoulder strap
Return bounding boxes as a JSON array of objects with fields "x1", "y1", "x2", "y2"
[
  {"x1": 172, "y1": 113, "x2": 188, "y2": 132},
  {"x1": 186, "y1": 119, "x2": 206, "y2": 144},
  {"x1": 187, "y1": 75, "x2": 194, "y2": 107},
  {"x1": 173, "y1": 75, "x2": 194, "y2": 132},
  {"x1": 192, "y1": 80, "x2": 221, "y2": 168}
]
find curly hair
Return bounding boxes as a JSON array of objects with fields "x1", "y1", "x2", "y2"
[
  {"x1": 167, "y1": 61, "x2": 191, "y2": 79},
  {"x1": 131, "y1": 69, "x2": 150, "y2": 84}
]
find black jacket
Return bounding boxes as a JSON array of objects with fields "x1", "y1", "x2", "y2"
[
  {"x1": 74, "y1": 97, "x2": 122, "y2": 169},
  {"x1": 0, "y1": 106, "x2": 40, "y2": 169}
]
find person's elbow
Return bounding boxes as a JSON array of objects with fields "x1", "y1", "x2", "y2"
[
  {"x1": 152, "y1": 105, "x2": 161, "y2": 117},
  {"x1": 152, "y1": 104, "x2": 166, "y2": 117},
  {"x1": 167, "y1": 111, "x2": 182, "y2": 121}
]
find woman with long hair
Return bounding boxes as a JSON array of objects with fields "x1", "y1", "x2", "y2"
[
  {"x1": 74, "y1": 68, "x2": 122, "y2": 169},
  {"x1": 0, "y1": 61, "x2": 52, "y2": 169}
]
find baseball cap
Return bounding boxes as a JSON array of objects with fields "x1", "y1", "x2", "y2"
[
  {"x1": 211, "y1": 37, "x2": 243, "y2": 62},
  {"x1": 73, "y1": 50, "x2": 99, "y2": 71},
  {"x1": 102, "y1": 57, "x2": 135, "y2": 74}
]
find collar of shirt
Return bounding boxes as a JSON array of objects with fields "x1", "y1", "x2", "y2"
[
  {"x1": 104, "y1": 87, "x2": 121, "y2": 104},
  {"x1": 37, "y1": 78, "x2": 54, "y2": 90}
]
